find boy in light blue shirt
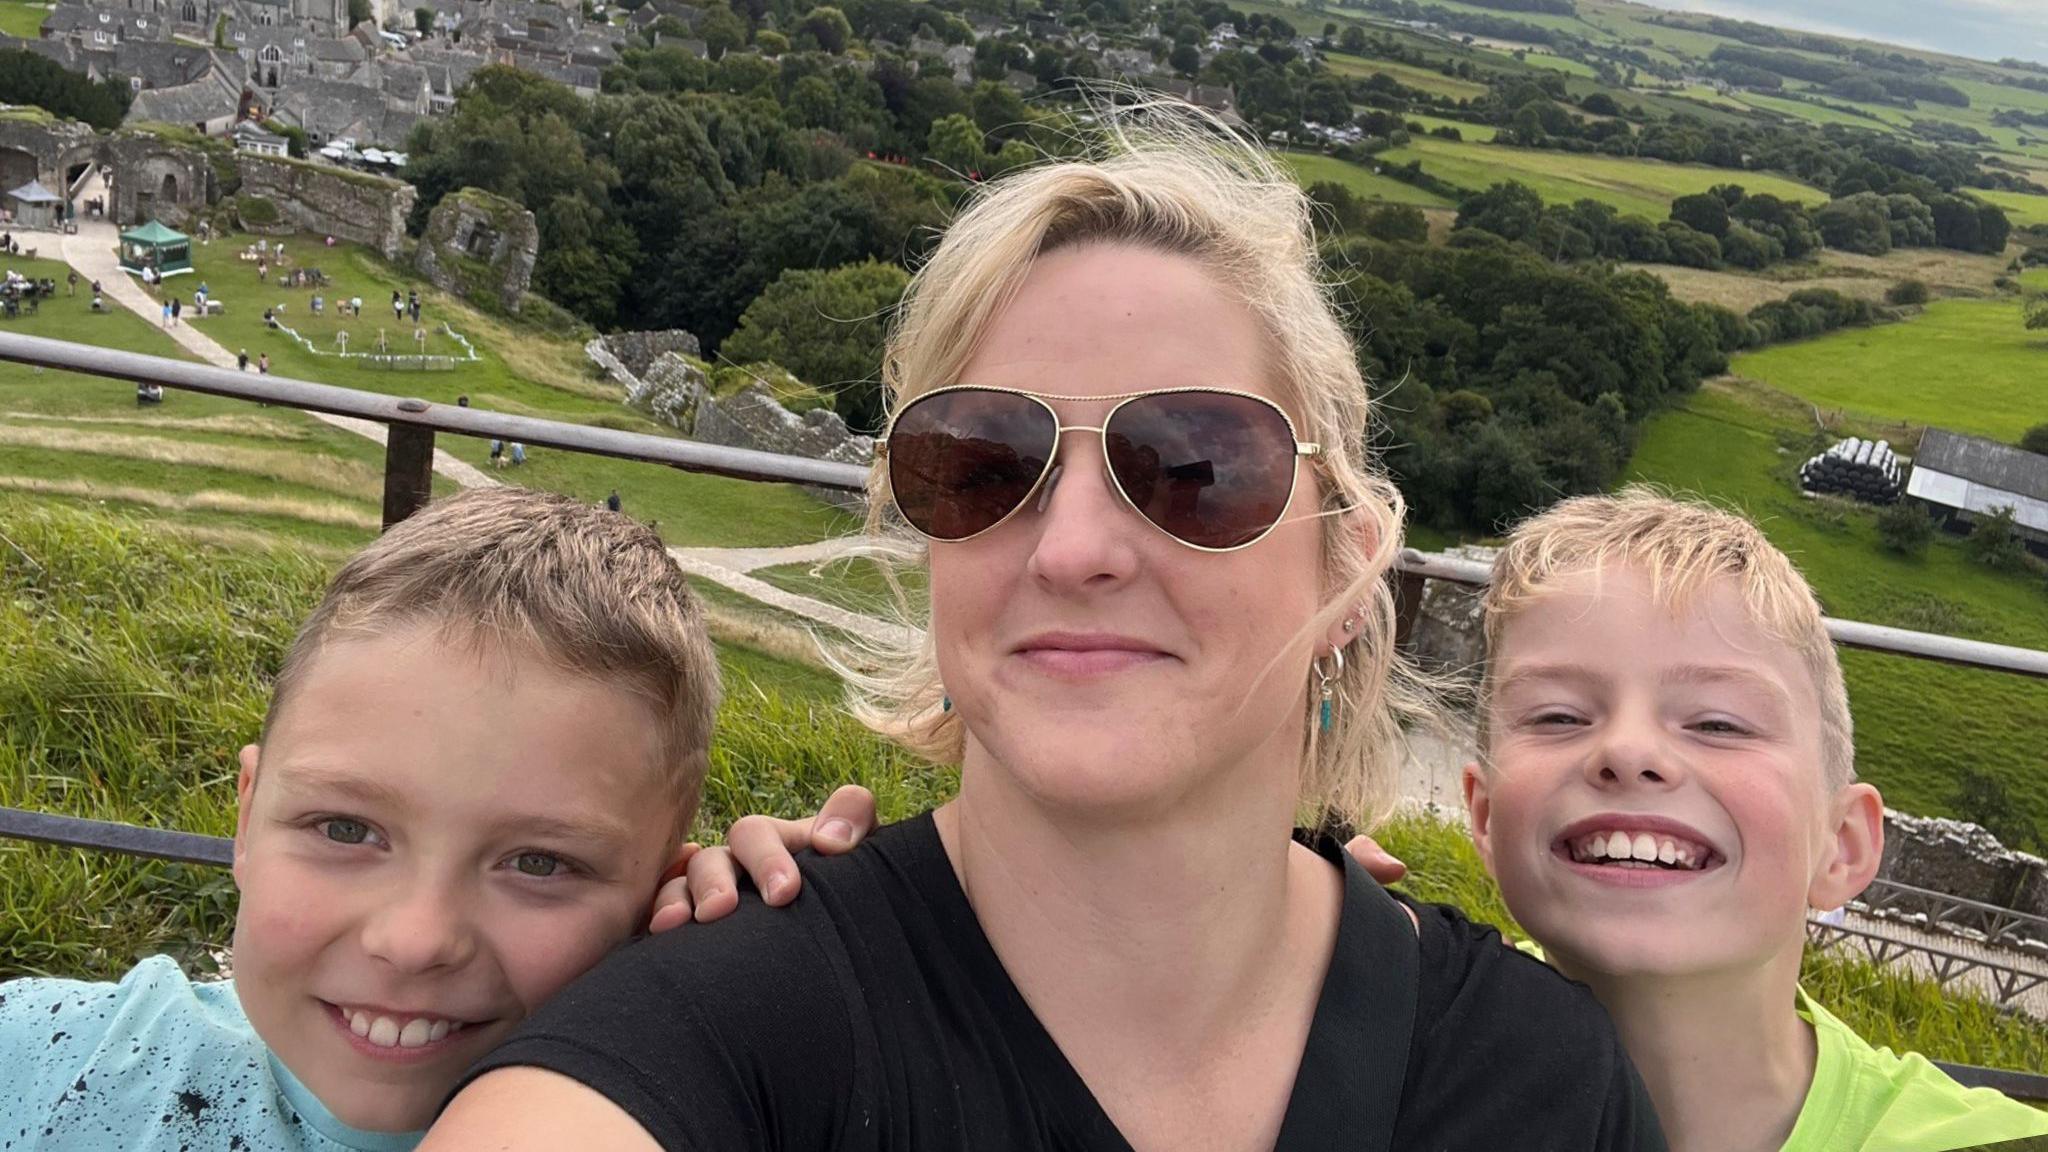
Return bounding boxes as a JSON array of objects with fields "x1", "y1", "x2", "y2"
[{"x1": 2, "y1": 487, "x2": 720, "y2": 1149}]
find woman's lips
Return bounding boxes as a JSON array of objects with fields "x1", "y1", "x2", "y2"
[{"x1": 1013, "y1": 633, "x2": 1171, "y2": 678}]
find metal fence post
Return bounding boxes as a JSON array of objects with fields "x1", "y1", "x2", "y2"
[
  {"x1": 381, "y1": 420, "x2": 436, "y2": 530},
  {"x1": 1391, "y1": 568, "x2": 1428, "y2": 650}
]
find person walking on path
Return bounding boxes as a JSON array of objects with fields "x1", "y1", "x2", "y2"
[
  {"x1": 160, "y1": 299, "x2": 170, "y2": 327},
  {"x1": 65, "y1": 270, "x2": 75, "y2": 296},
  {"x1": 510, "y1": 442, "x2": 525, "y2": 466},
  {"x1": 169, "y1": 296, "x2": 180, "y2": 326},
  {"x1": 257, "y1": 352, "x2": 269, "y2": 374}
]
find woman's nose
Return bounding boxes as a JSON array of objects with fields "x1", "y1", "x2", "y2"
[{"x1": 1023, "y1": 437, "x2": 1142, "y2": 591}]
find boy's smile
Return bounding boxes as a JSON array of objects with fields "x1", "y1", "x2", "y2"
[
  {"x1": 1467, "y1": 563, "x2": 1835, "y2": 979},
  {"x1": 230, "y1": 624, "x2": 683, "y2": 1133}
]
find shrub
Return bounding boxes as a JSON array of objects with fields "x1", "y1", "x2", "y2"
[
  {"x1": 1884, "y1": 278, "x2": 1929, "y2": 305},
  {"x1": 2021, "y1": 423, "x2": 2048, "y2": 455},
  {"x1": 1876, "y1": 500, "x2": 1933, "y2": 556},
  {"x1": 1965, "y1": 506, "x2": 2027, "y2": 570},
  {"x1": 234, "y1": 195, "x2": 280, "y2": 227},
  {"x1": 1361, "y1": 203, "x2": 1429, "y2": 244}
]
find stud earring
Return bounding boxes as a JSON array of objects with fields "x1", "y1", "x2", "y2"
[{"x1": 941, "y1": 695, "x2": 952, "y2": 713}]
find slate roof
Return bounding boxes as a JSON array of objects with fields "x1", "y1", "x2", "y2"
[
  {"x1": 112, "y1": 39, "x2": 231, "y2": 87},
  {"x1": 1918, "y1": 428, "x2": 2048, "y2": 503},
  {"x1": 310, "y1": 35, "x2": 366, "y2": 62},
  {"x1": 124, "y1": 70, "x2": 239, "y2": 124},
  {"x1": 45, "y1": 5, "x2": 169, "y2": 41}
]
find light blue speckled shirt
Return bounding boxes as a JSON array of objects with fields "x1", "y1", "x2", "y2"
[{"x1": 0, "y1": 955, "x2": 423, "y2": 1152}]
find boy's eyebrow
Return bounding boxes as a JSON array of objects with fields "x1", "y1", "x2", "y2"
[
  {"x1": 269, "y1": 762, "x2": 407, "y2": 810},
  {"x1": 1658, "y1": 663, "x2": 1794, "y2": 708},
  {"x1": 484, "y1": 810, "x2": 638, "y2": 852},
  {"x1": 270, "y1": 763, "x2": 642, "y2": 853},
  {"x1": 1491, "y1": 662, "x2": 1603, "y2": 695}
]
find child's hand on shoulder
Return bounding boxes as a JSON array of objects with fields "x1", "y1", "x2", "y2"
[{"x1": 648, "y1": 785, "x2": 878, "y2": 933}]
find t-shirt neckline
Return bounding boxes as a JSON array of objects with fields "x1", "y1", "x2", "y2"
[{"x1": 889, "y1": 811, "x2": 1397, "y2": 1150}]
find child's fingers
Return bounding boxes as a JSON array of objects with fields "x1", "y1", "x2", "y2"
[
  {"x1": 646, "y1": 876, "x2": 695, "y2": 934},
  {"x1": 727, "y1": 815, "x2": 809, "y2": 905},
  {"x1": 686, "y1": 845, "x2": 743, "y2": 922},
  {"x1": 1345, "y1": 834, "x2": 1409, "y2": 885},
  {"x1": 812, "y1": 785, "x2": 878, "y2": 855}
]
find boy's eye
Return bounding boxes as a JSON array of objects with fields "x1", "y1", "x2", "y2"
[
  {"x1": 1692, "y1": 718, "x2": 1749, "y2": 735},
  {"x1": 1530, "y1": 711, "x2": 1585, "y2": 727},
  {"x1": 318, "y1": 818, "x2": 377, "y2": 846},
  {"x1": 512, "y1": 852, "x2": 566, "y2": 877}
]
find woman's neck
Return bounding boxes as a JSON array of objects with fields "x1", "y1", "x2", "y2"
[
  {"x1": 1555, "y1": 949, "x2": 1816, "y2": 1152},
  {"x1": 934, "y1": 756, "x2": 1344, "y2": 1146}
]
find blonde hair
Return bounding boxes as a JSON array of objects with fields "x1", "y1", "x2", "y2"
[
  {"x1": 1478, "y1": 486, "x2": 1854, "y2": 790},
  {"x1": 264, "y1": 487, "x2": 721, "y2": 835},
  {"x1": 832, "y1": 94, "x2": 1437, "y2": 830}
]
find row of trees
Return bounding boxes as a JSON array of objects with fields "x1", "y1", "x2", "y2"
[{"x1": 0, "y1": 49, "x2": 131, "y2": 132}]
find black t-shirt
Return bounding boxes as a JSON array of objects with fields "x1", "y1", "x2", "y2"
[{"x1": 461, "y1": 814, "x2": 1665, "y2": 1151}]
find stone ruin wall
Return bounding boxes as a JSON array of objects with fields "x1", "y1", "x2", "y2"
[
  {"x1": 413, "y1": 188, "x2": 538, "y2": 312},
  {"x1": 235, "y1": 154, "x2": 414, "y2": 259},
  {"x1": 588, "y1": 331, "x2": 870, "y2": 514}
]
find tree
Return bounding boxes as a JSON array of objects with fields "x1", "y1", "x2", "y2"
[
  {"x1": 1168, "y1": 42, "x2": 1200, "y2": 74},
  {"x1": 1814, "y1": 193, "x2": 1891, "y2": 256},
  {"x1": 755, "y1": 28, "x2": 788, "y2": 54},
  {"x1": 925, "y1": 112, "x2": 985, "y2": 176},
  {"x1": 1455, "y1": 181, "x2": 1544, "y2": 245},
  {"x1": 1362, "y1": 203, "x2": 1428, "y2": 244},
  {"x1": 795, "y1": 4, "x2": 852, "y2": 53},
  {"x1": 1668, "y1": 192, "x2": 1729, "y2": 239},
  {"x1": 698, "y1": 3, "x2": 748, "y2": 58},
  {"x1": 1876, "y1": 500, "x2": 1932, "y2": 556},
  {"x1": 722, "y1": 260, "x2": 912, "y2": 431},
  {"x1": 1718, "y1": 222, "x2": 1780, "y2": 270},
  {"x1": 414, "y1": 6, "x2": 433, "y2": 33},
  {"x1": 1884, "y1": 278, "x2": 1929, "y2": 305},
  {"x1": 1965, "y1": 506, "x2": 2026, "y2": 570},
  {"x1": 347, "y1": 0, "x2": 372, "y2": 27},
  {"x1": 2021, "y1": 423, "x2": 2048, "y2": 456},
  {"x1": 0, "y1": 48, "x2": 132, "y2": 130}
]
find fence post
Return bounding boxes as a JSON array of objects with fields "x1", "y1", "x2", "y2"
[{"x1": 381, "y1": 420, "x2": 435, "y2": 530}]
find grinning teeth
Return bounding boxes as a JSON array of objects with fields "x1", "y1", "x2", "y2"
[
  {"x1": 429, "y1": 1019, "x2": 450, "y2": 1043},
  {"x1": 1584, "y1": 835, "x2": 1607, "y2": 859},
  {"x1": 1605, "y1": 831, "x2": 1632, "y2": 860},
  {"x1": 1658, "y1": 839, "x2": 1677, "y2": 865},
  {"x1": 1631, "y1": 832, "x2": 1657, "y2": 862},
  {"x1": 399, "y1": 1018, "x2": 433, "y2": 1048},
  {"x1": 344, "y1": 1007, "x2": 463, "y2": 1048},
  {"x1": 367, "y1": 1016, "x2": 399, "y2": 1048},
  {"x1": 1569, "y1": 831, "x2": 1710, "y2": 870},
  {"x1": 349, "y1": 1011, "x2": 369, "y2": 1038}
]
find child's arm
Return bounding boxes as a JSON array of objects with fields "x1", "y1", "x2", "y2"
[{"x1": 649, "y1": 791, "x2": 1414, "y2": 932}]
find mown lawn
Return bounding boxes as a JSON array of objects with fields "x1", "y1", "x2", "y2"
[
  {"x1": 1627, "y1": 379, "x2": 2048, "y2": 850},
  {"x1": 120, "y1": 231, "x2": 857, "y2": 547},
  {"x1": 0, "y1": 0, "x2": 48, "y2": 37},
  {"x1": 1729, "y1": 298, "x2": 2048, "y2": 443},
  {"x1": 1975, "y1": 188, "x2": 2048, "y2": 229},
  {"x1": 1278, "y1": 151, "x2": 1455, "y2": 208},
  {"x1": 1375, "y1": 137, "x2": 1828, "y2": 219}
]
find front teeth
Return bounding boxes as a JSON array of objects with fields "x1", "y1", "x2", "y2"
[
  {"x1": 342, "y1": 1007, "x2": 467, "y2": 1049},
  {"x1": 1571, "y1": 831, "x2": 1707, "y2": 869}
]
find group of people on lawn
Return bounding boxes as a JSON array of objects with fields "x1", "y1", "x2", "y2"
[{"x1": 3, "y1": 98, "x2": 2044, "y2": 1152}]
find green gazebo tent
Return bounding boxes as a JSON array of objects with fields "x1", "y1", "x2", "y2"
[{"x1": 118, "y1": 219, "x2": 192, "y2": 278}]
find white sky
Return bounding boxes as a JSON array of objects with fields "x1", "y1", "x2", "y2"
[{"x1": 1624, "y1": 0, "x2": 2048, "y2": 67}]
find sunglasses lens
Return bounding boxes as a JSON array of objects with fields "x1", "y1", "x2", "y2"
[
  {"x1": 888, "y1": 390, "x2": 1056, "y2": 540},
  {"x1": 1106, "y1": 392, "x2": 1300, "y2": 549}
]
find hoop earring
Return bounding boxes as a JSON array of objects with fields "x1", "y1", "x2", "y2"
[{"x1": 1313, "y1": 646, "x2": 1345, "y2": 732}]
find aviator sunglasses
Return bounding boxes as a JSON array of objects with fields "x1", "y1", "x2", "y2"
[{"x1": 879, "y1": 385, "x2": 1323, "y2": 552}]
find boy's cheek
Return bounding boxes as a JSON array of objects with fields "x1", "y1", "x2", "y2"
[{"x1": 492, "y1": 891, "x2": 653, "y2": 1011}]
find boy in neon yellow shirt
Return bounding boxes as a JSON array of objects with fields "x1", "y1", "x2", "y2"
[
  {"x1": 708, "y1": 489, "x2": 2048, "y2": 1152},
  {"x1": 1464, "y1": 490, "x2": 2047, "y2": 1152}
]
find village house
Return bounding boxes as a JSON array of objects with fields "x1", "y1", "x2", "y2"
[{"x1": 1906, "y1": 428, "x2": 2048, "y2": 553}]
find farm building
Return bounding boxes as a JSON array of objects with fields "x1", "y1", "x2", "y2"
[{"x1": 1904, "y1": 428, "x2": 2048, "y2": 550}]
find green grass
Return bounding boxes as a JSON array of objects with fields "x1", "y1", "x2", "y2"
[
  {"x1": 1976, "y1": 189, "x2": 2048, "y2": 229},
  {"x1": 1732, "y1": 91, "x2": 1899, "y2": 134},
  {"x1": 1626, "y1": 379, "x2": 2048, "y2": 849},
  {"x1": 1402, "y1": 113, "x2": 1498, "y2": 143},
  {"x1": 1376, "y1": 137, "x2": 1828, "y2": 219},
  {"x1": 1321, "y1": 52, "x2": 1492, "y2": 101},
  {"x1": 1379, "y1": 810, "x2": 2048, "y2": 1074},
  {"x1": 754, "y1": 555, "x2": 928, "y2": 617},
  {"x1": 1518, "y1": 52, "x2": 1598, "y2": 78},
  {"x1": 1278, "y1": 151, "x2": 1455, "y2": 207},
  {"x1": 120, "y1": 231, "x2": 857, "y2": 547},
  {"x1": 0, "y1": 0, "x2": 49, "y2": 37},
  {"x1": 1730, "y1": 299, "x2": 2048, "y2": 443},
  {"x1": 0, "y1": 497, "x2": 940, "y2": 980}
]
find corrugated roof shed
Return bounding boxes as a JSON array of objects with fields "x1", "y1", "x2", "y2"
[{"x1": 1917, "y1": 428, "x2": 2048, "y2": 504}]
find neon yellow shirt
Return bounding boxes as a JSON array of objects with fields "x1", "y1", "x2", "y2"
[
  {"x1": 1512, "y1": 940, "x2": 2048, "y2": 1151},
  {"x1": 1781, "y1": 987, "x2": 2048, "y2": 1152}
]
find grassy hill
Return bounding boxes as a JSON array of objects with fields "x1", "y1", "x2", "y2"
[
  {"x1": 1372, "y1": 137, "x2": 1829, "y2": 219},
  {"x1": 0, "y1": 233, "x2": 856, "y2": 551}
]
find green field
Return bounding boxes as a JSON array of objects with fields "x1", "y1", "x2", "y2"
[
  {"x1": 1976, "y1": 188, "x2": 2048, "y2": 228},
  {"x1": 1402, "y1": 113, "x2": 1498, "y2": 143},
  {"x1": 1519, "y1": 52, "x2": 1598, "y2": 78},
  {"x1": 1730, "y1": 299, "x2": 2048, "y2": 443},
  {"x1": 0, "y1": 0, "x2": 48, "y2": 37},
  {"x1": 1279, "y1": 151, "x2": 1455, "y2": 207},
  {"x1": 1321, "y1": 51, "x2": 1492, "y2": 101},
  {"x1": 1731, "y1": 91, "x2": 1898, "y2": 133},
  {"x1": 1627, "y1": 380, "x2": 2048, "y2": 850},
  {"x1": 12, "y1": 231, "x2": 859, "y2": 550},
  {"x1": 1377, "y1": 137, "x2": 1828, "y2": 219}
]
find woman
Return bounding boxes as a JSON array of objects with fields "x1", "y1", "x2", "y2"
[{"x1": 424, "y1": 99, "x2": 1660, "y2": 1151}]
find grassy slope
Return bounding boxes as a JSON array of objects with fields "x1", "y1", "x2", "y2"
[
  {"x1": 1320, "y1": 51, "x2": 1492, "y2": 101},
  {"x1": 1376, "y1": 137, "x2": 1827, "y2": 219},
  {"x1": 1976, "y1": 189, "x2": 2048, "y2": 228},
  {"x1": 117, "y1": 231, "x2": 857, "y2": 547},
  {"x1": 1626, "y1": 380, "x2": 2048, "y2": 848},
  {"x1": 1279, "y1": 151, "x2": 1455, "y2": 207},
  {"x1": 0, "y1": 497, "x2": 936, "y2": 979},
  {"x1": 0, "y1": 0, "x2": 47, "y2": 37},
  {"x1": 1729, "y1": 299, "x2": 2048, "y2": 443}
]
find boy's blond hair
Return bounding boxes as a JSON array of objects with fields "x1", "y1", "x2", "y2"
[
  {"x1": 1478, "y1": 487, "x2": 1854, "y2": 790},
  {"x1": 262, "y1": 487, "x2": 720, "y2": 836}
]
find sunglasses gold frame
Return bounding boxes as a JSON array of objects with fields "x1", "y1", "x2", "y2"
[{"x1": 876, "y1": 384, "x2": 1323, "y2": 553}]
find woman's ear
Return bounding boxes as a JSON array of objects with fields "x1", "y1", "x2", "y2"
[
  {"x1": 1809, "y1": 782, "x2": 1885, "y2": 912},
  {"x1": 1322, "y1": 508, "x2": 1381, "y2": 652}
]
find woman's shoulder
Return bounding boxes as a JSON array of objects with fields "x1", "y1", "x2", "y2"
[{"x1": 1401, "y1": 898, "x2": 1619, "y2": 1043}]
